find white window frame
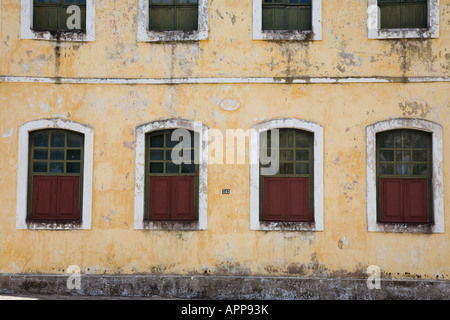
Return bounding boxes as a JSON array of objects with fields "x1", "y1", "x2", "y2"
[
  {"x1": 366, "y1": 118, "x2": 444, "y2": 233},
  {"x1": 21, "y1": 0, "x2": 96, "y2": 41},
  {"x1": 367, "y1": 0, "x2": 439, "y2": 39},
  {"x1": 137, "y1": 0, "x2": 209, "y2": 42},
  {"x1": 134, "y1": 119, "x2": 208, "y2": 230},
  {"x1": 250, "y1": 119, "x2": 323, "y2": 231},
  {"x1": 253, "y1": 0, "x2": 322, "y2": 41},
  {"x1": 16, "y1": 119, "x2": 94, "y2": 230}
]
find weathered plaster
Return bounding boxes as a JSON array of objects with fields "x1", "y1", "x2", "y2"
[
  {"x1": 16, "y1": 119, "x2": 94, "y2": 230},
  {"x1": 366, "y1": 118, "x2": 444, "y2": 233}
]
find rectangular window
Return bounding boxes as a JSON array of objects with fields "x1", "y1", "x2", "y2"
[
  {"x1": 376, "y1": 129, "x2": 432, "y2": 223},
  {"x1": 378, "y1": 0, "x2": 427, "y2": 29},
  {"x1": 149, "y1": 0, "x2": 199, "y2": 31},
  {"x1": 260, "y1": 129, "x2": 314, "y2": 222},
  {"x1": 33, "y1": 0, "x2": 87, "y2": 31},
  {"x1": 145, "y1": 130, "x2": 198, "y2": 221},
  {"x1": 262, "y1": 0, "x2": 312, "y2": 31},
  {"x1": 28, "y1": 130, "x2": 84, "y2": 221}
]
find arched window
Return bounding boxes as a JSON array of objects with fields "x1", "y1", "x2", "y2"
[
  {"x1": 260, "y1": 128, "x2": 314, "y2": 222},
  {"x1": 366, "y1": 118, "x2": 444, "y2": 233},
  {"x1": 145, "y1": 129, "x2": 198, "y2": 221},
  {"x1": 376, "y1": 129, "x2": 431, "y2": 223},
  {"x1": 28, "y1": 129, "x2": 84, "y2": 221},
  {"x1": 134, "y1": 119, "x2": 208, "y2": 230},
  {"x1": 17, "y1": 119, "x2": 94, "y2": 230},
  {"x1": 250, "y1": 118, "x2": 323, "y2": 231}
]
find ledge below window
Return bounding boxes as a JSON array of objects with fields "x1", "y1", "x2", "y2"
[{"x1": 24, "y1": 220, "x2": 83, "y2": 230}]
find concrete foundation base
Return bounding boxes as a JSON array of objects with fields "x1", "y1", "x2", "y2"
[{"x1": 0, "y1": 274, "x2": 448, "y2": 300}]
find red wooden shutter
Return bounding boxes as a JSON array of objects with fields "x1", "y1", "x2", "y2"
[
  {"x1": 171, "y1": 176, "x2": 196, "y2": 220},
  {"x1": 149, "y1": 177, "x2": 172, "y2": 220},
  {"x1": 262, "y1": 177, "x2": 286, "y2": 221},
  {"x1": 56, "y1": 176, "x2": 80, "y2": 220},
  {"x1": 379, "y1": 178, "x2": 404, "y2": 223},
  {"x1": 31, "y1": 176, "x2": 57, "y2": 220},
  {"x1": 286, "y1": 177, "x2": 312, "y2": 222},
  {"x1": 404, "y1": 179, "x2": 428, "y2": 223}
]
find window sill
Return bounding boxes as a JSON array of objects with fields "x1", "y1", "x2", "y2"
[
  {"x1": 137, "y1": 30, "x2": 208, "y2": 42},
  {"x1": 368, "y1": 28, "x2": 439, "y2": 39},
  {"x1": 140, "y1": 220, "x2": 203, "y2": 231},
  {"x1": 372, "y1": 222, "x2": 435, "y2": 234},
  {"x1": 252, "y1": 221, "x2": 318, "y2": 232},
  {"x1": 22, "y1": 29, "x2": 93, "y2": 42},
  {"x1": 254, "y1": 29, "x2": 320, "y2": 41},
  {"x1": 24, "y1": 220, "x2": 83, "y2": 230}
]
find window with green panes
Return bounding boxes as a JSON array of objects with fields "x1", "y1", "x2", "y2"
[
  {"x1": 260, "y1": 129, "x2": 314, "y2": 222},
  {"x1": 149, "y1": 0, "x2": 199, "y2": 31},
  {"x1": 262, "y1": 0, "x2": 312, "y2": 31},
  {"x1": 145, "y1": 130, "x2": 199, "y2": 221},
  {"x1": 33, "y1": 0, "x2": 86, "y2": 31},
  {"x1": 378, "y1": 0, "x2": 428, "y2": 29},
  {"x1": 376, "y1": 129, "x2": 432, "y2": 223},
  {"x1": 28, "y1": 130, "x2": 84, "y2": 221}
]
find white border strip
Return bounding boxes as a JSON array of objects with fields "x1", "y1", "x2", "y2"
[
  {"x1": 134, "y1": 119, "x2": 208, "y2": 230},
  {"x1": 253, "y1": 0, "x2": 322, "y2": 41},
  {"x1": 366, "y1": 118, "x2": 444, "y2": 233},
  {"x1": 21, "y1": 0, "x2": 95, "y2": 41},
  {"x1": 2, "y1": 76, "x2": 450, "y2": 85},
  {"x1": 368, "y1": 0, "x2": 439, "y2": 39},
  {"x1": 16, "y1": 119, "x2": 94, "y2": 230},
  {"x1": 137, "y1": 0, "x2": 208, "y2": 42},
  {"x1": 250, "y1": 118, "x2": 324, "y2": 231}
]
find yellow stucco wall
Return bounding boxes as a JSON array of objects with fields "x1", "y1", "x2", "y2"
[{"x1": 0, "y1": 0, "x2": 449, "y2": 280}]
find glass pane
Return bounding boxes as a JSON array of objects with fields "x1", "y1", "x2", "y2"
[
  {"x1": 150, "y1": 150, "x2": 164, "y2": 161},
  {"x1": 412, "y1": 132, "x2": 428, "y2": 148},
  {"x1": 33, "y1": 132, "x2": 49, "y2": 147},
  {"x1": 379, "y1": 163, "x2": 394, "y2": 175},
  {"x1": 181, "y1": 163, "x2": 195, "y2": 173},
  {"x1": 279, "y1": 163, "x2": 294, "y2": 175},
  {"x1": 33, "y1": 149, "x2": 48, "y2": 160},
  {"x1": 150, "y1": 162, "x2": 164, "y2": 173},
  {"x1": 295, "y1": 163, "x2": 309, "y2": 174},
  {"x1": 395, "y1": 132, "x2": 410, "y2": 148},
  {"x1": 379, "y1": 150, "x2": 394, "y2": 162},
  {"x1": 280, "y1": 150, "x2": 293, "y2": 161},
  {"x1": 33, "y1": 162, "x2": 48, "y2": 173},
  {"x1": 67, "y1": 133, "x2": 82, "y2": 147},
  {"x1": 51, "y1": 149, "x2": 65, "y2": 160},
  {"x1": 67, "y1": 162, "x2": 81, "y2": 173},
  {"x1": 50, "y1": 162, "x2": 64, "y2": 173},
  {"x1": 67, "y1": 149, "x2": 81, "y2": 161},
  {"x1": 280, "y1": 130, "x2": 294, "y2": 148},
  {"x1": 413, "y1": 164, "x2": 428, "y2": 176},
  {"x1": 396, "y1": 164, "x2": 410, "y2": 176},
  {"x1": 295, "y1": 133, "x2": 310, "y2": 148},
  {"x1": 51, "y1": 132, "x2": 65, "y2": 147},
  {"x1": 149, "y1": 134, "x2": 164, "y2": 148},
  {"x1": 395, "y1": 151, "x2": 410, "y2": 162},
  {"x1": 379, "y1": 133, "x2": 394, "y2": 148},
  {"x1": 413, "y1": 150, "x2": 427, "y2": 162},
  {"x1": 166, "y1": 133, "x2": 180, "y2": 148},
  {"x1": 166, "y1": 162, "x2": 179, "y2": 173},
  {"x1": 296, "y1": 150, "x2": 309, "y2": 161}
]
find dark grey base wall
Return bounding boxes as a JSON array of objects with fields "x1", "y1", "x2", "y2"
[{"x1": 0, "y1": 274, "x2": 448, "y2": 300}]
